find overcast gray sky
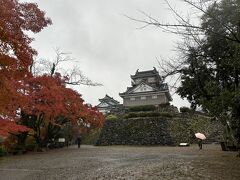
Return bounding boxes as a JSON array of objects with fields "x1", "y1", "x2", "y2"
[{"x1": 24, "y1": 0, "x2": 192, "y2": 108}]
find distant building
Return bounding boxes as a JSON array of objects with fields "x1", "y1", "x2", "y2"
[
  {"x1": 119, "y1": 67, "x2": 172, "y2": 107},
  {"x1": 96, "y1": 94, "x2": 120, "y2": 114}
]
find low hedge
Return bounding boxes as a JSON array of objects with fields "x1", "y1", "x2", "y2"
[
  {"x1": 158, "y1": 103, "x2": 170, "y2": 108},
  {"x1": 128, "y1": 105, "x2": 156, "y2": 112},
  {"x1": 124, "y1": 112, "x2": 173, "y2": 119}
]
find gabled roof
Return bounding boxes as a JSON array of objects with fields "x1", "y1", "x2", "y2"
[
  {"x1": 119, "y1": 81, "x2": 169, "y2": 96},
  {"x1": 97, "y1": 101, "x2": 111, "y2": 108},
  {"x1": 127, "y1": 81, "x2": 157, "y2": 94}
]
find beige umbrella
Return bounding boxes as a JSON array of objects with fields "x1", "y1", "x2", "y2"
[{"x1": 195, "y1": 133, "x2": 206, "y2": 140}]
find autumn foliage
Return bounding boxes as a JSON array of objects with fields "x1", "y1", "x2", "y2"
[
  {"x1": 21, "y1": 73, "x2": 104, "y2": 128},
  {"x1": 0, "y1": 118, "x2": 31, "y2": 137},
  {"x1": 0, "y1": 0, "x2": 51, "y2": 136},
  {"x1": 0, "y1": 0, "x2": 104, "y2": 149}
]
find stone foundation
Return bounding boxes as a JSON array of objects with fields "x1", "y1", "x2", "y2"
[{"x1": 96, "y1": 117, "x2": 174, "y2": 146}]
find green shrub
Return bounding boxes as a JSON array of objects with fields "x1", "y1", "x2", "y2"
[
  {"x1": 129, "y1": 105, "x2": 156, "y2": 112},
  {"x1": 105, "y1": 114, "x2": 118, "y2": 121}
]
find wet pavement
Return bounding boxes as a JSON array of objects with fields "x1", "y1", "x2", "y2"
[{"x1": 0, "y1": 144, "x2": 239, "y2": 180}]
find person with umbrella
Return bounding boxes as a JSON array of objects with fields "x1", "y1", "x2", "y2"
[{"x1": 195, "y1": 133, "x2": 206, "y2": 150}]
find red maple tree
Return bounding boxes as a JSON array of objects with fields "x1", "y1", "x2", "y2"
[
  {"x1": 0, "y1": 0, "x2": 51, "y2": 136},
  {"x1": 19, "y1": 74, "x2": 104, "y2": 146}
]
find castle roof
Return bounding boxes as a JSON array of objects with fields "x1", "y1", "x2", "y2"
[
  {"x1": 130, "y1": 67, "x2": 162, "y2": 81},
  {"x1": 119, "y1": 67, "x2": 172, "y2": 101},
  {"x1": 99, "y1": 94, "x2": 119, "y2": 104}
]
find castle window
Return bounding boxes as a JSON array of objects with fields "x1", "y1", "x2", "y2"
[
  {"x1": 141, "y1": 96, "x2": 146, "y2": 100},
  {"x1": 130, "y1": 97, "x2": 135, "y2": 101},
  {"x1": 152, "y1": 95, "x2": 157, "y2": 99}
]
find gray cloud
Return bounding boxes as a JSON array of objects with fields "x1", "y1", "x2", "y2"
[{"x1": 25, "y1": 0, "x2": 191, "y2": 108}]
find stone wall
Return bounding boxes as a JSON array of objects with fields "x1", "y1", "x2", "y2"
[{"x1": 95, "y1": 117, "x2": 175, "y2": 146}]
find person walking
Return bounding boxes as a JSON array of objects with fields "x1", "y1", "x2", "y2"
[
  {"x1": 198, "y1": 139, "x2": 203, "y2": 150},
  {"x1": 77, "y1": 136, "x2": 81, "y2": 148},
  {"x1": 195, "y1": 133, "x2": 206, "y2": 150}
]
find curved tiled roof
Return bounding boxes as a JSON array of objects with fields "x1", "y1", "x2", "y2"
[
  {"x1": 130, "y1": 67, "x2": 162, "y2": 81},
  {"x1": 99, "y1": 94, "x2": 119, "y2": 104}
]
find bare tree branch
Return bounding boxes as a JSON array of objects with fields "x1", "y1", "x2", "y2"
[
  {"x1": 125, "y1": 0, "x2": 240, "y2": 43},
  {"x1": 32, "y1": 48, "x2": 103, "y2": 86},
  {"x1": 64, "y1": 66, "x2": 103, "y2": 86}
]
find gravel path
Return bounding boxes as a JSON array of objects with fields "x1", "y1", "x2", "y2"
[{"x1": 0, "y1": 144, "x2": 239, "y2": 180}]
